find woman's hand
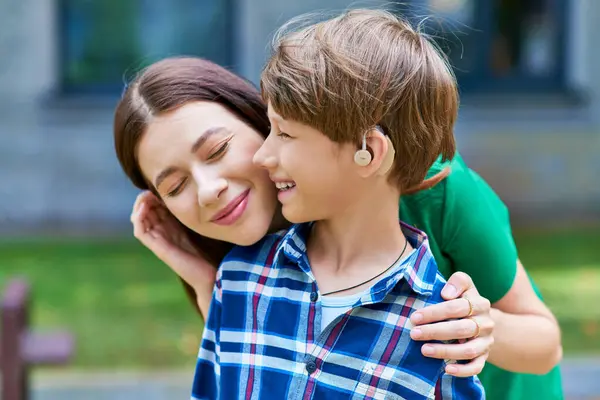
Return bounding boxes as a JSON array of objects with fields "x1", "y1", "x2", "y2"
[
  {"x1": 409, "y1": 272, "x2": 494, "y2": 377},
  {"x1": 130, "y1": 191, "x2": 217, "y2": 294}
]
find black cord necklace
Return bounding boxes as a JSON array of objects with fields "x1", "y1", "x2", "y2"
[{"x1": 321, "y1": 239, "x2": 409, "y2": 296}]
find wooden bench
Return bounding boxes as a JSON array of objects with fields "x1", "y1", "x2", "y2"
[{"x1": 1, "y1": 278, "x2": 75, "y2": 400}]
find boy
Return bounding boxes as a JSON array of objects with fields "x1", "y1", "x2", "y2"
[{"x1": 192, "y1": 9, "x2": 484, "y2": 399}]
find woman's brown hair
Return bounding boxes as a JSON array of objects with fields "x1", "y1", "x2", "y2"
[{"x1": 113, "y1": 57, "x2": 271, "y2": 314}]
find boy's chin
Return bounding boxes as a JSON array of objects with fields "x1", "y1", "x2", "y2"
[{"x1": 281, "y1": 205, "x2": 313, "y2": 225}]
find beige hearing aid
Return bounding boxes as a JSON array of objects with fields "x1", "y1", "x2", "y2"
[
  {"x1": 377, "y1": 135, "x2": 395, "y2": 176},
  {"x1": 353, "y1": 126, "x2": 395, "y2": 175},
  {"x1": 353, "y1": 133, "x2": 372, "y2": 166}
]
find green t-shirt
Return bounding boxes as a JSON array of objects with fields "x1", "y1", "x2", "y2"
[{"x1": 400, "y1": 153, "x2": 563, "y2": 400}]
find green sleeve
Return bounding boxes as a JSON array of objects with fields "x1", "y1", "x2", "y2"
[{"x1": 441, "y1": 155, "x2": 518, "y2": 303}]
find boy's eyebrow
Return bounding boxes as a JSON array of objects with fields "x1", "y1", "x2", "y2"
[
  {"x1": 267, "y1": 106, "x2": 284, "y2": 123},
  {"x1": 269, "y1": 114, "x2": 283, "y2": 123}
]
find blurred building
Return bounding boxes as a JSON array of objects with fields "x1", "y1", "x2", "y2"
[{"x1": 0, "y1": 0, "x2": 598, "y2": 233}]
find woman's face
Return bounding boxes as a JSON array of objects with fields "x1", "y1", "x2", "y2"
[{"x1": 136, "y1": 101, "x2": 279, "y2": 246}]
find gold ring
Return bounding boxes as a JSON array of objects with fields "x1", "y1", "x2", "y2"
[
  {"x1": 464, "y1": 297, "x2": 474, "y2": 317},
  {"x1": 470, "y1": 317, "x2": 481, "y2": 339}
]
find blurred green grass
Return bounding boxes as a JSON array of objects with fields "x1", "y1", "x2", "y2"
[
  {"x1": 515, "y1": 227, "x2": 600, "y2": 354},
  {"x1": 0, "y1": 239, "x2": 200, "y2": 369},
  {"x1": 0, "y1": 227, "x2": 598, "y2": 368}
]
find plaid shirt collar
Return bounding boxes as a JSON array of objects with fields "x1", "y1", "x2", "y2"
[{"x1": 272, "y1": 221, "x2": 437, "y2": 300}]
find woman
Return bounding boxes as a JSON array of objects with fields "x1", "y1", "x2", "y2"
[{"x1": 114, "y1": 57, "x2": 563, "y2": 400}]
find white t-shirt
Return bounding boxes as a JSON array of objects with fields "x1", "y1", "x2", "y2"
[
  {"x1": 320, "y1": 248, "x2": 417, "y2": 331},
  {"x1": 321, "y1": 291, "x2": 364, "y2": 330}
]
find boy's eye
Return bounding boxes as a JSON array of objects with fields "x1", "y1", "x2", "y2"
[{"x1": 278, "y1": 132, "x2": 291, "y2": 139}]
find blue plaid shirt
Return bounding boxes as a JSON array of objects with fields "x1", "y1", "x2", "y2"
[{"x1": 192, "y1": 222, "x2": 485, "y2": 399}]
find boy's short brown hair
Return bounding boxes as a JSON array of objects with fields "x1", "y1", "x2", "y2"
[{"x1": 261, "y1": 9, "x2": 458, "y2": 191}]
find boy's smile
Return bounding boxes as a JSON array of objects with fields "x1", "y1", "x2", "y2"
[
  {"x1": 273, "y1": 179, "x2": 297, "y2": 202},
  {"x1": 253, "y1": 104, "x2": 364, "y2": 223}
]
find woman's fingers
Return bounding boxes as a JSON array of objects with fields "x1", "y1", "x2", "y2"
[
  {"x1": 410, "y1": 294, "x2": 488, "y2": 326},
  {"x1": 445, "y1": 354, "x2": 488, "y2": 377},
  {"x1": 410, "y1": 315, "x2": 492, "y2": 341},
  {"x1": 441, "y1": 271, "x2": 476, "y2": 300},
  {"x1": 419, "y1": 335, "x2": 494, "y2": 362},
  {"x1": 132, "y1": 202, "x2": 148, "y2": 238}
]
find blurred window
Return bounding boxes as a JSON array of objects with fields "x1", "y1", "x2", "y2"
[
  {"x1": 402, "y1": 0, "x2": 568, "y2": 93},
  {"x1": 59, "y1": 0, "x2": 233, "y2": 94}
]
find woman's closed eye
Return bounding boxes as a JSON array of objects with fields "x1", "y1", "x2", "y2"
[
  {"x1": 163, "y1": 139, "x2": 231, "y2": 198},
  {"x1": 166, "y1": 177, "x2": 189, "y2": 197},
  {"x1": 207, "y1": 140, "x2": 230, "y2": 161}
]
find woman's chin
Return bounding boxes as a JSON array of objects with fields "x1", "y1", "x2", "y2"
[{"x1": 228, "y1": 222, "x2": 272, "y2": 247}]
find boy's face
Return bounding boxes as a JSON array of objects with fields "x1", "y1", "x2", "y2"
[{"x1": 253, "y1": 103, "x2": 364, "y2": 223}]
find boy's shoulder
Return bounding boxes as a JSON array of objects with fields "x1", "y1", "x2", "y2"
[
  {"x1": 393, "y1": 254, "x2": 448, "y2": 317},
  {"x1": 221, "y1": 229, "x2": 288, "y2": 268},
  {"x1": 397, "y1": 229, "x2": 448, "y2": 306},
  {"x1": 427, "y1": 269, "x2": 450, "y2": 305}
]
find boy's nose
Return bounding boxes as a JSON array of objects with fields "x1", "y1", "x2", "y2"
[{"x1": 253, "y1": 140, "x2": 278, "y2": 170}]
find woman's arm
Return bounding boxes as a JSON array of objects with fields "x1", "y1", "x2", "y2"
[
  {"x1": 194, "y1": 281, "x2": 215, "y2": 320},
  {"x1": 411, "y1": 265, "x2": 562, "y2": 375},
  {"x1": 488, "y1": 260, "x2": 562, "y2": 373},
  {"x1": 406, "y1": 154, "x2": 561, "y2": 376},
  {"x1": 131, "y1": 191, "x2": 217, "y2": 319}
]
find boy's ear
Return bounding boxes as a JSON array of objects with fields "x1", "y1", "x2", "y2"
[{"x1": 357, "y1": 128, "x2": 395, "y2": 177}]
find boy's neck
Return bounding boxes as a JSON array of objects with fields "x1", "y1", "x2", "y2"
[
  {"x1": 307, "y1": 186, "x2": 406, "y2": 273},
  {"x1": 269, "y1": 203, "x2": 292, "y2": 233}
]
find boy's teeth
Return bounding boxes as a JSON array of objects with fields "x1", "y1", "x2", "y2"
[{"x1": 275, "y1": 182, "x2": 296, "y2": 190}]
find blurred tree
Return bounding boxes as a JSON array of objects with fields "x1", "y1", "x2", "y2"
[
  {"x1": 63, "y1": 0, "x2": 140, "y2": 90},
  {"x1": 61, "y1": 0, "x2": 232, "y2": 94}
]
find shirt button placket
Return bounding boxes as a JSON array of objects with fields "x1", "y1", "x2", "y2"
[{"x1": 306, "y1": 286, "x2": 319, "y2": 376}]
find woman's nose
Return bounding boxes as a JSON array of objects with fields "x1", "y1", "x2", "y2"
[{"x1": 194, "y1": 170, "x2": 228, "y2": 207}]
